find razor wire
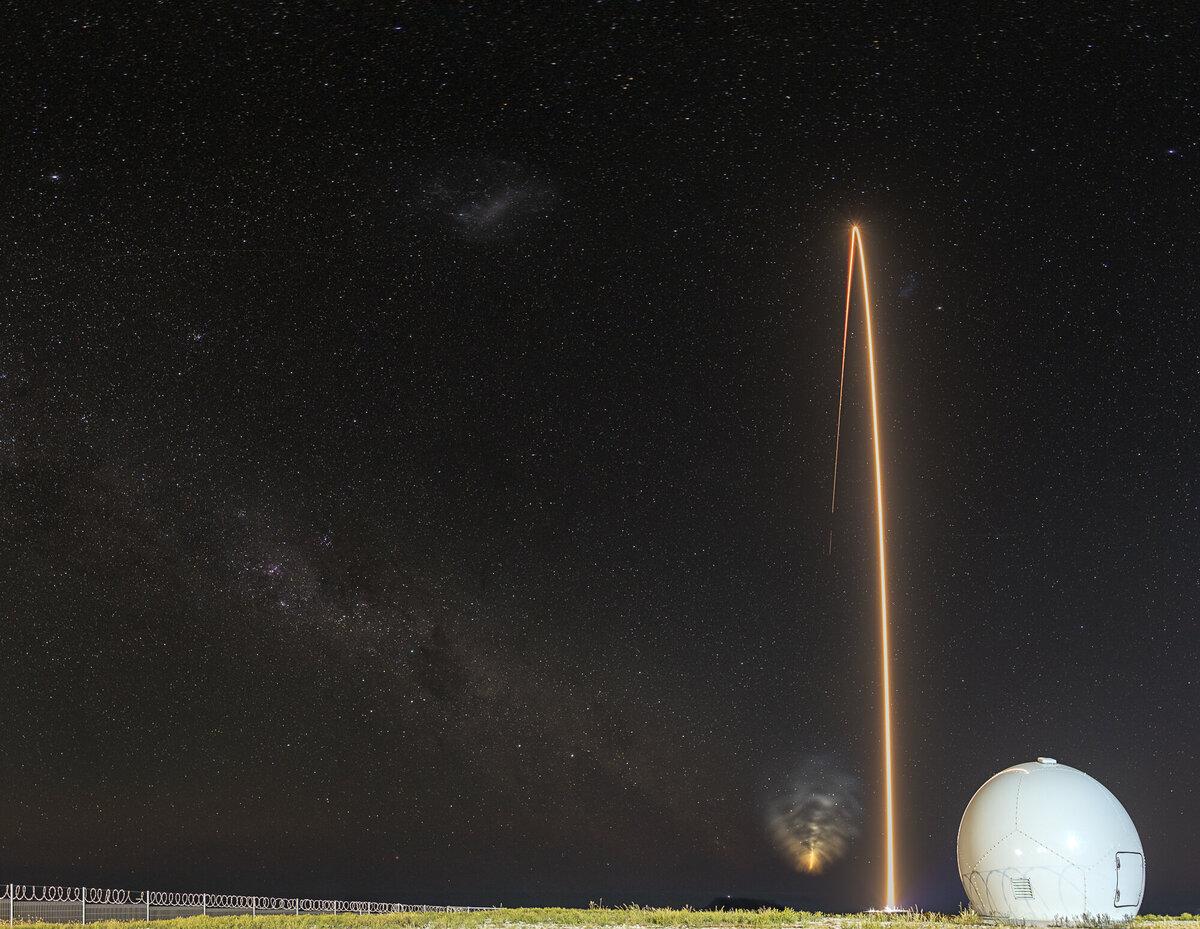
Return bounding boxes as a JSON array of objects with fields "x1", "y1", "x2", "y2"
[
  {"x1": 85, "y1": 888, "x2": 143, "y2": 905},
  {"x1": 146, "y1": 891, "x2": 205, "y2": 907},
  {"x1": 2, "y1": 883, "x2": 495, "y2": 923},
  {"x1": 10, "y1": 887, "x2": 85, "y2": 903}
]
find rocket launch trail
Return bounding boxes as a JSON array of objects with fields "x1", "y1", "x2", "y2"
[{"x1": 829, "y1": 225, "x2": 898, "y2": 910}]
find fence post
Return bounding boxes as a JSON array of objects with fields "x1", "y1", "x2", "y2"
[
  {"x1": 295, "y1": 899, "x2": 299, "y2": 916},
  {"x1": 81, "y1": 887, "x2": 86, "y2": 925},
  {"x1": 252, "y1": 896, "x2": 256, "y2": 918},
  {"x1": 9, "y1": 883, "x2": 13, "y2": 926},
  {"x1": 203, "y1": 893, "x2": 207, "y2": 916},
  {"x1": 146, "y1": 891, "x2": 150, "y2": 923},
  {"x1": 334, "y1": 901, "x2": 338, "y2": 916}
]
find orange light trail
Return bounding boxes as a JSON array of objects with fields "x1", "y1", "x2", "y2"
[{"x1": 829, "y1": 225, "x2": 897, "y2": 910}]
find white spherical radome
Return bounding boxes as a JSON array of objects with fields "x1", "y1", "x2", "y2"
[{"x1": 957, "y1": 758, "x2": 1144, "y2": 922}]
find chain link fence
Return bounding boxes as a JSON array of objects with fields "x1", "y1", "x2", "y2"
[{"x1": 0, "y1": 884, "x2": 496, "y2": 924}]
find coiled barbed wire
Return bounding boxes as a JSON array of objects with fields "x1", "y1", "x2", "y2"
[
  {"x1": 4, "y1": 882, "x2": 494, "y2": 912},
  {"x1": 12, "y1": 886, "x2": 84, "y2": 902},
  {"x1": 148, "y1": 891, "x2": 205, "y2": 907},
  {"x1": 85, "y1": 888, "x2": 142, "y2": 904}
]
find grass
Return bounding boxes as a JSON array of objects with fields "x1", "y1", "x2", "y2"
[{"x1": 3, "y1": 910, "x2": 1199, "y2": 929}]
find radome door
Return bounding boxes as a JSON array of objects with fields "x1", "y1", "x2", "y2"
[{"x1": 1115, "y1": 851, "x2": 1144, "y2": 907}]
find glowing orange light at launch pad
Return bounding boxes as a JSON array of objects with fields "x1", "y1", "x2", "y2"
[{"x1": 829, "y1": 225, "x2": 898, "y2": 910}]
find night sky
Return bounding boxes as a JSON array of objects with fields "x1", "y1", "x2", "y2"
[{"x1": 2, "y1": 2, "x2": 1198, "y2": 915}]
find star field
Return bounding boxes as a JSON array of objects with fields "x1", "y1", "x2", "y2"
[{"x1": 1, "y1": 2, "x2": 1198, "y2": 914}]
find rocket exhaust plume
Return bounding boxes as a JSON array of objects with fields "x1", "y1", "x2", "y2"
[
  {"x1": 828, "y1": 225, "x2": 898, "y2": 910},
  {"x1": 766, "y1": 758, "x2": 864, "y2": 874}
]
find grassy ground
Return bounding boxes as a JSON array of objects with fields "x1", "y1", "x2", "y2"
[{"x1": 3, "y1": 909, "x2": 1199, "y2": 929}]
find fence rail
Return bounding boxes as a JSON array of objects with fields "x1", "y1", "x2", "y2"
[{"x1": 0, "y1": 883, "x2": 496, "y2": 924}]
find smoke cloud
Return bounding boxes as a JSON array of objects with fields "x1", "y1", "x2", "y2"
[{"x1": 765, "y1": 757, "x2": 863, "y2": 873}]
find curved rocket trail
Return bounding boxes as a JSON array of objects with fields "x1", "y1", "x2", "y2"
[{"x1": 828, "y1": 225, "x2": 898, "y2": 910}]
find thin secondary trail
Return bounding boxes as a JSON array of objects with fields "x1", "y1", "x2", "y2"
[
  {"x1": 828, "y1": 231, "x2": 856, "y2": 554},
  {"x1": 828, "y1": 225, "x2": 898, "y2": 910}
]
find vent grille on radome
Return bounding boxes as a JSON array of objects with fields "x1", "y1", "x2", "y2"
[{"x1": 1011, "y1": 878, "x2": 1034, "y2": 899}]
